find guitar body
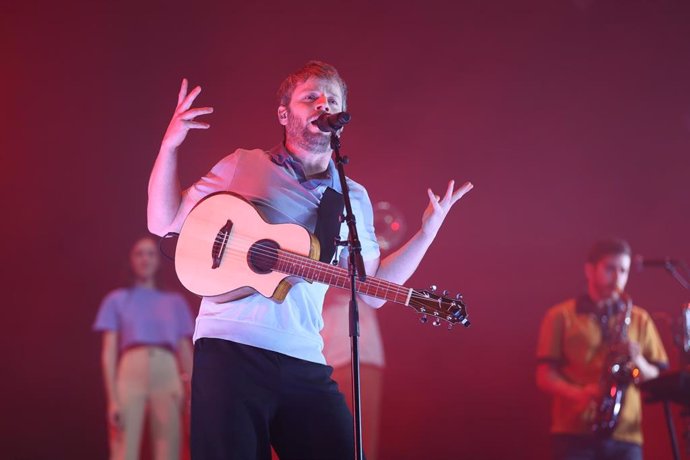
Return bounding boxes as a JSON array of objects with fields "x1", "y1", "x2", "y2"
[{"x1": 175, "y1": 192, "x2": 321, "y2": 303}]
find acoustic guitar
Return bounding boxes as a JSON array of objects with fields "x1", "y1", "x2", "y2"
[{"x1": 174, "y1": 192, "x2": 469, "y2": 328}]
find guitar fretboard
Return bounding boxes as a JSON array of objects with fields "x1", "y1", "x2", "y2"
[{"x1": 274, "y1": 252, "x2": 412, "y2": 306}]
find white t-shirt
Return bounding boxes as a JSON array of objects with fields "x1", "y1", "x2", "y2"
[{"x1": 177, "y1": 146, "x2": 380, "y2": 364}]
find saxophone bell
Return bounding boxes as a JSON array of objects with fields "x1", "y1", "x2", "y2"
[{"x1": 592, "y1": 290, "x2": 637, "y2": 436}]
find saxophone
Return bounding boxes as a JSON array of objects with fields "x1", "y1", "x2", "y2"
[{"x1": 591, "y1": 290, "x2": 640, "y2": 436}]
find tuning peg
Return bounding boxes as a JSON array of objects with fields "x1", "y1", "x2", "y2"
[
  {"x1": 432, "y1": 318, "x2": 441, "y2": 327},
  {"x1": 420, "y1": 314, "x2": 428, "y2": 324},
  {"x1": 442, "y1": 289, "x2": 450, "y2": 296},
  {"x1": 429, "y1": 285, "x2": 437, "y2": 292},
  {"x1": 455, "y1": 293, "x2": 463, "y2": 300}
]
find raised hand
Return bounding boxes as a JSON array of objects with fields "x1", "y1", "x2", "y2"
[
  {"x1": 161, "y1": 78, "x2": 214, "y2": 150},
  {"x1": 421, "y1": 180, "x2": 474, "y2": 239}
]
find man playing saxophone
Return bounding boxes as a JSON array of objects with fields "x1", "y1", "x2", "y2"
[{"x1": 536, "y1": 238, "x2": 669, "y2": 460}]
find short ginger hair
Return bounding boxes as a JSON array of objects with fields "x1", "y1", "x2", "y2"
[{"x1": 276, "y1": 60, "x2": 348, "y2": 110}]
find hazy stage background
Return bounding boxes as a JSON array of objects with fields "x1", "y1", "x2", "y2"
[{"x1": 3, "y1": 0, "x2": 689, "y2": 458}]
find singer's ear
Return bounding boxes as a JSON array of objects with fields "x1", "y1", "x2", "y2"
[{"x1": 277, "y1": 106, "x2": 288, "y2": 126}]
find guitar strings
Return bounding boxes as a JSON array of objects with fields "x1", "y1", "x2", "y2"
[
  {"x1": 205, "y1": 233, "x2": 464, "y2": 317},
  {"x1": 219, "y1": 241, "x2": 410, "y2": 300},
  {"x1": 210, "y1": 232, "x2": 409, "y2": 296},
  {"x1": 210, "y1": 232, "x2": 451, "y2": 305},
  {"x1": 210, "y1": 246, "x2": 464, "y2": 320},
  {"x1": 210, "y1": 232, "x2": 383, "y2": 282}
]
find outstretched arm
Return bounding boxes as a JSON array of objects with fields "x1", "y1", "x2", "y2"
[
  {"x1": 147, "y1": 79, "x2": 213, "y2": 236},
  {"x1": 362, "y1": 180, "x2": 473, "y2": 308},
  {"x1": 101, "y1": 331, "x2": 122, "y2": 430}
]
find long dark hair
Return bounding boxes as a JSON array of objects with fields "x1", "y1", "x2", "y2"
[{"x1": 124, "y1": 235, "x2": 164, "y2": 289}]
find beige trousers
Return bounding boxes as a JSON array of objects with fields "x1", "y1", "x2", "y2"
[{"x1": 110, "y1": 346, "x2": 183, "y2": 460}]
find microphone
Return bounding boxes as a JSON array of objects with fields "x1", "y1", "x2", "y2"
[
  {"x1": 312, "y1": 112, "x2": 351, "y2": 133},
  {"x1": 633, "y1": 255, "x2": 680, "y2": 271}
]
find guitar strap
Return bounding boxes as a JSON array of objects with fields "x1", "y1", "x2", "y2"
[
  {"x1": 314, "y1": 187, "x2": 344, "y2": 263},
  {"x1": 576, "y1": 294, "x2": 624, "y2": 343}
]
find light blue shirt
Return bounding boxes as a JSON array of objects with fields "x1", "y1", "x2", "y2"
[
  {"x1": 179, "y1": 146, "x2": 380, "y2": 364},
  {"x1": 93, "y1": 286, "x2": 194, "y2": 353}
]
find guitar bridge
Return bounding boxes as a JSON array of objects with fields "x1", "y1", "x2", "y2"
[{"x1": 212, "y1": 219, "x2": 233, "y2": 269}]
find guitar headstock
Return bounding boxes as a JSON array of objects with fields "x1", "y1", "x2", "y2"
[{"x1": 409, "y1": 285, "x2": 470, "y2": 329}]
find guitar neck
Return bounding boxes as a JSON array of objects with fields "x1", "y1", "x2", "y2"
[{"x1": 273, "y1": 252, "x2": 412, "y2": 306}]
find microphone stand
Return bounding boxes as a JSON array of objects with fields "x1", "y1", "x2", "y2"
[
  {"x1": 645, "y1": 259, "x2": 690, "y2": 459},
  {"x1": 330, "y1": 130, "x2": 367, "y2": 460},
  {"x1": 662, "y1": 261, "x2": 690, "y2": 458},
  {"x1": 660, "y1": 260, "x2": 690, "y2": 365},
  {"x1": 663, "y1": 260, "x2": 690, "y2": 291}
]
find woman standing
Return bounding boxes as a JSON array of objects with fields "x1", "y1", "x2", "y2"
[{"x1": 94, "y1": 236, "x2": 194, "y2": 460}]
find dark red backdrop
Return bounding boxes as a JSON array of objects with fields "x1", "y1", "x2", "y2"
[{"x1": 3, "y1": 1, "x2": 689, "y2": 458}]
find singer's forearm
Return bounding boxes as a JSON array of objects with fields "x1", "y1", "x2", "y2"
[
  {"x1": 375, "y1": 229, "x2": 434, "y2": 284},
  {"x1": 147, "y1": 144, "x2": 183, "y2": 236},
  {"x1": 360, "y1": 229, "x2": 434, "y2": 308}
]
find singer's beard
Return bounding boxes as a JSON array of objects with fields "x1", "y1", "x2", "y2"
[{"x1": 285, "y1": 111, "x2": 330, "y2": 154}]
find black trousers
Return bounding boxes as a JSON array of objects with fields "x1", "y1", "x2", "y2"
[
  {"x1": 551, "y1": 434, "x2": 643, "y2": 460},
  {"x1": 191, "y1": 338, "x2": 359, "y2": 460}
]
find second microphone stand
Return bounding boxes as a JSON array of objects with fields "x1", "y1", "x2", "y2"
[{"x1": 641, "y1": 259, "x2": 690, "y2": 460}]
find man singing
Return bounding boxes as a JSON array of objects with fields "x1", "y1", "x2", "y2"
[
  {"x1": 147, "y1": 61, "x2": 473, "y2": 460},
  {"x1": 536, "y1": 238, "x2": 668, "y2": 460}
]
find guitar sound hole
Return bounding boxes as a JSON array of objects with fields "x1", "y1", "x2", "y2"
[{"x1": 248, "y1": 239, "x2": 280, "y2": 274}]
